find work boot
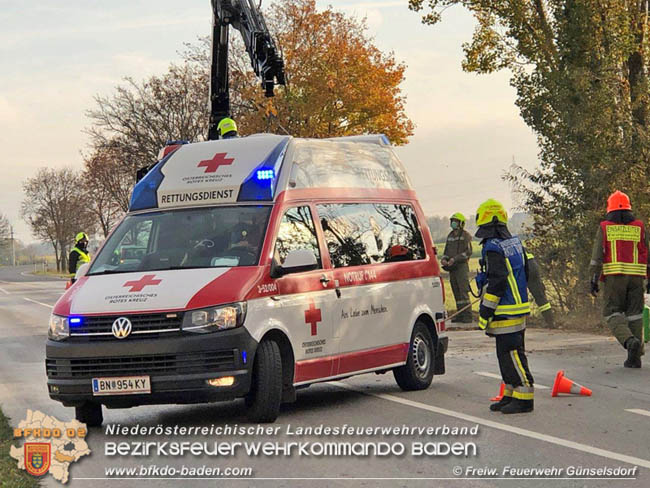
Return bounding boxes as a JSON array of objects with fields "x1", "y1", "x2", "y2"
[
  {"x1": 624, "y1": 337, "x2": 642, "y2": 368},
  {"x1": 489, "y1": 396, "x2": 512, "y2": 412},
  {"x1": 501, "y1": 399, "x2": 534, "y2": 414}
]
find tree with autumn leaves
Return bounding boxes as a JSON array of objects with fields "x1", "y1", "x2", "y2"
[
  {"x1": 410, "y1": 1, "x2": 650, "y2": 313},
  {"x1": 83, "y1": 0, "x2": 413, "y2": 220}
]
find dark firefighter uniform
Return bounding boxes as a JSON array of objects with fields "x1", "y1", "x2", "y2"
[
  {"x1": 475, "y1": 199, "x2": 534, "y2": 414},
  {"x1": 526, "y1": 252, "x2": 554, "y2": 327},
  {"x1": 442, "y1": 212, "x2": 473, "y2": 323},
  {"x1": 590, "y1": 191, "x2": 648, "y2": 368},
  {"x1": 68, "y1": 232, "x2": 90, "y2": 281}
]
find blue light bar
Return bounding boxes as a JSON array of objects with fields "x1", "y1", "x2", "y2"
[
  {"x1": 69, "y1": 317, "x2": 82, "y2": 325},
  {"x1": 256, "y1": 169, "x2": 275, "y2": 180},
  {"x1": 237, "y1": 137, "x2": 290, "y2": 202},
  {"x1": 242, "y1": 350, "x2": 247, "y2": 364}
]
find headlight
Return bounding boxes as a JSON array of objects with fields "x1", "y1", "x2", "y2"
[
  {"x1": 183, "y1": 302, "x2": 247, "y2": 333},
  {"x1": 48, "y1": 314, "x2": 69, "y2": 341}
]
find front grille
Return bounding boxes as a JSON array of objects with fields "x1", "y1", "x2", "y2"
[
  {"x1": 69, "y1": 313, "x2": 183, "y2": 341},
  {"x1": 46, "y1": 350, "x2": 237, "y2": 378}
]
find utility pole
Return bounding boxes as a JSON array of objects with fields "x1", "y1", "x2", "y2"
[{"x1": 10, "y1": 225, "x2": 15, "y2": 267}]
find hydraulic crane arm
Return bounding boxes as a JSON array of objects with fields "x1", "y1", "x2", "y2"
[{"x1": 208, "y1": 0, "x2": 286, "y2": 140}]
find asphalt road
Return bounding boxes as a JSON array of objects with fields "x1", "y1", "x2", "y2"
[{"x1": 0, "y1": 265, "x2": 648, "y2": 488}]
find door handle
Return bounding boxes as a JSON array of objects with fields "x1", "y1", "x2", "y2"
[{"x1": 320, "y1": 274, "x2": 331, "y2": 286}]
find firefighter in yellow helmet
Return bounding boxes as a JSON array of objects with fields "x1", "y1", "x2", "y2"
[
  {"x1": 68, "y1": 232, "x2": 90, "y2": 282},
  {"x1": 217, "y1": 117, "x2": 239, "y2": 139},
  {"x1": 441, "y1": 212, "x2": 473, "y2": 323},
  {"x1": 589, "y1": 190, "x2": 648, "y2": 368},
  {"x1": 475, "y1": 199, "x2": 534, "y2": 414}
]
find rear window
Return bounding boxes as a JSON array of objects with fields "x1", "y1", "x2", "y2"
[{"x1": 316, "y1": 203, "x2": 426, "y2": 268}]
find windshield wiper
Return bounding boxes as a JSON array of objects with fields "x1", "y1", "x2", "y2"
[{"x1": 86, "y1": 269, "x2": 128, "y2": 276}]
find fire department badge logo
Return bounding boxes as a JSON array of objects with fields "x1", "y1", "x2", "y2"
[
  {"x1": 10, "y1": 409, "x2": 90, "y2": 484},
  {"x1": 25, "y1": 442, "x2": 51, "y2": 476}
]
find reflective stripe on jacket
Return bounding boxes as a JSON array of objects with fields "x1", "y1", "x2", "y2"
[
  {"x1": 600, "y1": 220, "x2": 648, "y2": 276},
  {"x1": 480, "y1": 236, "x2": 530, "y2": 335},
  {"x1": 71, "y1": 247, "x2": 90, "y2": 271}
]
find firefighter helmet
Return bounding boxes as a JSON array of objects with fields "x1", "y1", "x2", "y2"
[
  {"x1": 476, "y1": 199, "x2": 508, "y2": 226},
  {"x1": 75, "y1": 232, "x2": 89, "y2": 243},
  {"x1": 217, "y1": 118, "x2": 238, "y2": 138},
  {"x1": 607, "y1": 190, "x2": 632, "y2": 213},
  {"x1": 450, "y1": 212, "x2": 466, "y2": 224}
]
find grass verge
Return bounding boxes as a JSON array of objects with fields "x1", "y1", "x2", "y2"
[{"x1": 0, "y1": 407, "x2": 40, "y2": 487}]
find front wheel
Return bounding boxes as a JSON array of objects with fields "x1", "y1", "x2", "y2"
[
  {"x1": 246, "y1": 339, "x2": 283, "y2": 423},
  {"x1": 393, "y1": 322, "x2": 435, "y2": 391}
]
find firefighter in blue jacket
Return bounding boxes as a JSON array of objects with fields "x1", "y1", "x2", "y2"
[{"x1": 475, "y1": 199, "x2": 534, "y2": 414}]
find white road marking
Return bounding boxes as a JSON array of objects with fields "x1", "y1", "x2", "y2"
[
  {"x1": 626, "y1": 409, "x2": 650, "y2": 418},
  {"x1": 333, "y1": 382, "x2": 650, "y2": 470},
  {"x1": 474, "y1": 371, "x2": 550, "y2": 389},
  {"x1": 0, "y1": 287, "x2": 9, "y2": 295},
  {"x1": 23, "y1": 297, "x2": 54, "y2": 308}
]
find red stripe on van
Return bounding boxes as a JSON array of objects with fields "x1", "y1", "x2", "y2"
[
  {"x1": 52, "y1": 277, "x2": 89, "y2": 316},
  {"x1": 294, "y1": 343, "x2": 409, "y2": 384}
]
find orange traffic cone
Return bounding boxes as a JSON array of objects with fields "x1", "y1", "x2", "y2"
[
  {"x1": 490, "y1": 382, "x2": 505, "y2": 401},
  {"x1": 551, "y1": 370, "x2": 592, "y2": 397}
]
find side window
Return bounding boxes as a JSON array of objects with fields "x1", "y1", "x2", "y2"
[
  {"x1": 316, "y1": 204, "x2": 373, "y2": 268},
  {"x1": 317, "y1": 203, "x2": 426, "y2": 268},
  {"x1": 375, "y1": 204, "x2": 426, "y2": 262},
  {"x1": 274, "y1": 206, "x2": 322, "y2": 268}
]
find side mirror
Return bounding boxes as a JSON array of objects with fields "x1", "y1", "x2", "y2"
[
  {"x1": 272, "y1": 249, "x2": 318, "y2": 278},
  {"x1": 75, "y1": 263, "x2": 90, "y2": 279}
]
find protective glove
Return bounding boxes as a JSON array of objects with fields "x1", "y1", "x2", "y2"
[{"x1": 590, "y1": 274, "x2": 599, "y2": 297}]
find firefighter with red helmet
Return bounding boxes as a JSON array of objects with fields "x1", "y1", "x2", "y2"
[{"x1": 590, "y1": 191, "x2": 649, "y2": 368}]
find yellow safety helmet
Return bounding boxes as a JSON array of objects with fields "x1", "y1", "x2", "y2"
[
  {"x1": 75, "y1": 232, "x2": 89, "y2": 243},
  {"x1": 217, "y1": 117, "x2": 238, "y2": 137},
  {"x1": 476, "y1": 199, "x2": 508, "y2": 226},
  {"x1": 450, "y1": 212, "x2": 466, "y2": 224}
]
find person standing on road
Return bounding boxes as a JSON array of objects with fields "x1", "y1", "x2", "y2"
[
  {"x1": 526, "y1": 251, "x2": 554, "y2": 328},
  {"x1": 475, "y1": 199, "x2": 534, "y2": 414},
  {"x1": 441, "y1": 212, "x2": 473, "y2": 323},
  {"x1": 68, "y1": 232, "x2": 90, "y2": 282},
  {"x1": 590, "y1": 191, "x2": 648, "y2": 368}
]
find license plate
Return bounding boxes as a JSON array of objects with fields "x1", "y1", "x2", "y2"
[{"x1": 92, "y1": 376, "x2": 151, "y2": 396}]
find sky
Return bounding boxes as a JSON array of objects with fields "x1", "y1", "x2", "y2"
[{"x1": 0, "y1": 0, "x2": 539, "y2": 242}]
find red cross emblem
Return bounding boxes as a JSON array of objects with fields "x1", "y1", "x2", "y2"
[
  {"x1": 123, "y1": 274, "x2": 162, "y2": 292},
  {"x1": 304, "y1": 301, "x2": 322, "y2": 336},
  {"x1": 197, "y1": 152, "x2": 234, "y2": 173}
]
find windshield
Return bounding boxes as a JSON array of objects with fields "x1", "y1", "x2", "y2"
[{"x1": 88, "y1": 206, "x2": 272, "y2": 275}]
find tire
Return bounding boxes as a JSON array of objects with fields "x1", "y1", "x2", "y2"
[
  {"x1": 246, "y1": 340, "x2": 283, "y2": 423},
  {"x1": 393, "y1": 322, "x2": 435, "y2": 391},
  {"x1": 75, "y1": 403, "x2": 103, "y2": 427}
]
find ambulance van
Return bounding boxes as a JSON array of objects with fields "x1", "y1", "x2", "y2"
[{"x1": 46, "y1": 134, "x2": 448, "y2": 425}]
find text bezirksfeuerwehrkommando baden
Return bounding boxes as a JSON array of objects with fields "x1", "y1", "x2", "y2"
[{"x1": 104, "y1": 423, "x2": 479, "y2": 438}]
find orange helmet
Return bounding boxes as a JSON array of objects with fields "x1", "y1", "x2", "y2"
[{"x1": 607, "y1": 191, "x2": 632, "y2": 213}]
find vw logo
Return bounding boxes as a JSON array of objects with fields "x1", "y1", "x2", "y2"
[{"x1": 112, "y1": 317, "x2": 132, "y2": 339}]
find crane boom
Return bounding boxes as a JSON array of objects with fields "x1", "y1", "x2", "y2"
[{"x1": 208, "y1": 0, "x2": 286, "y2": 140}]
